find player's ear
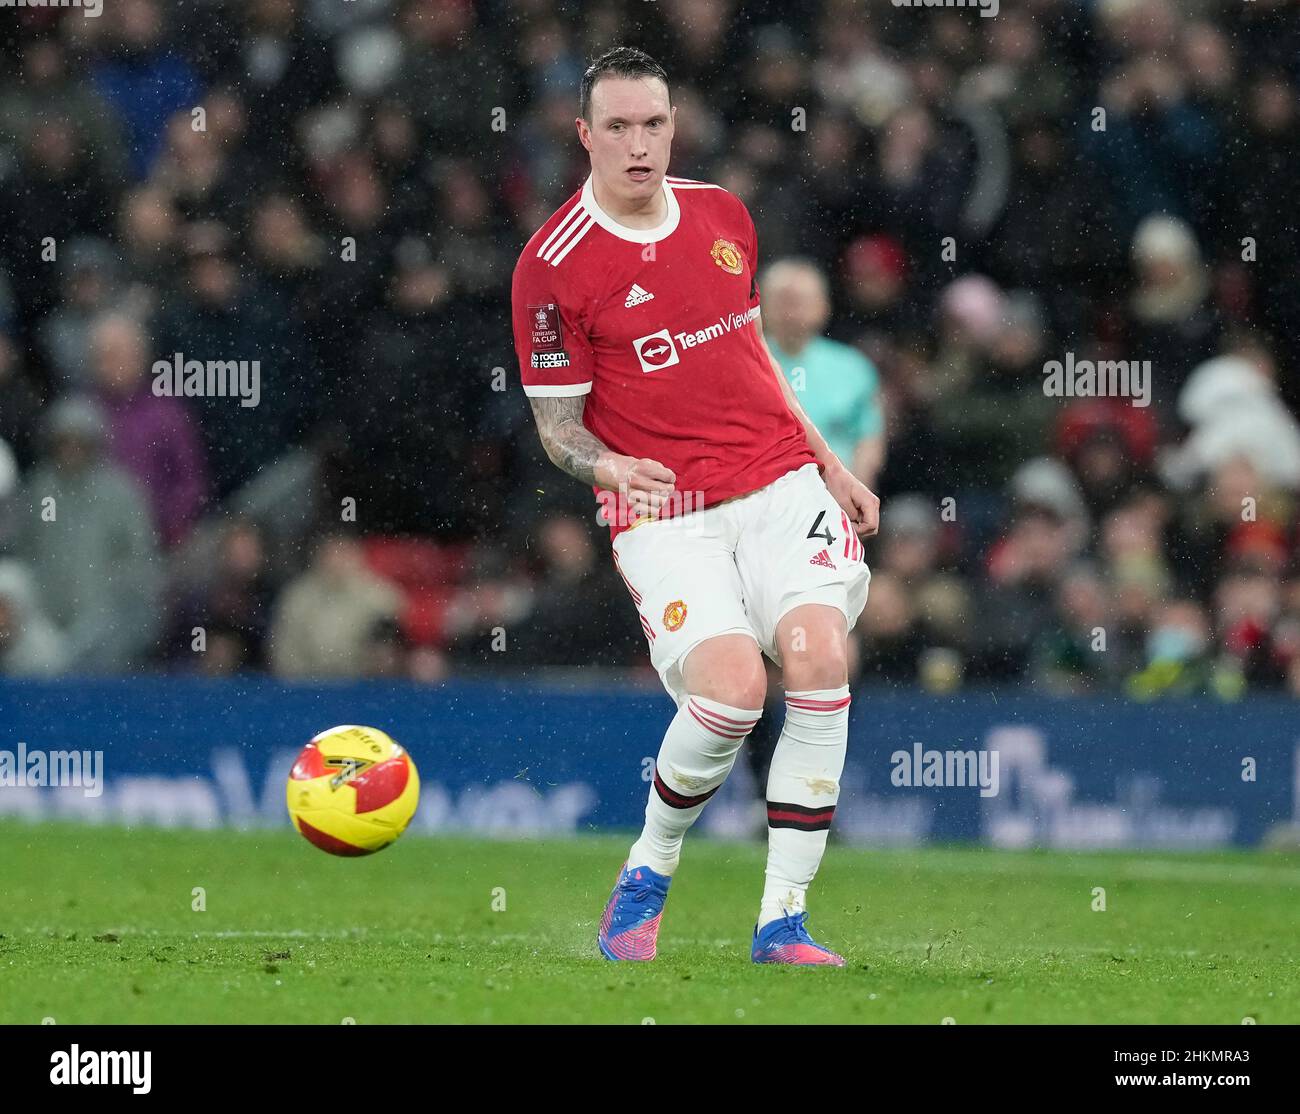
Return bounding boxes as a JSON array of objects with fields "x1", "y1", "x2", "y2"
[{"x1": 576, "y1": 117, "x2": 592, "y2": 151}]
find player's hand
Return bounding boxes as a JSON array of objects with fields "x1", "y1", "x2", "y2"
[
  {"x1": 598, "y1": 454, "x2": 677, "y2": 519},
  {"x1": 824, "y1": 463, "x2": 880, "y2": 538}
]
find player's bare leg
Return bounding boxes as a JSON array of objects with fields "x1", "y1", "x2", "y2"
[
  {"x1": 752, "y1": 603, "x2": 850, "y2": 966},
  {"x1": 599, "y1": 634, "x2": 765, "y2": 960}
]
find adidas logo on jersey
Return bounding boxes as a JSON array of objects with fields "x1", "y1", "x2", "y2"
[
  {"x1": 810, "y1": 549, "x2": 837, "y2": 570},
  {"x1": 624, "y1": 284, "x2": 655, "y2": 307}
]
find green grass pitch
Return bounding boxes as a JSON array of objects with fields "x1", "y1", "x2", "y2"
[{"x1": 2, "y1": 820, "x2": 1297, "y2": 1024}]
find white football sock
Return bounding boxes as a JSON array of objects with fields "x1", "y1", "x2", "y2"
[
  {"x1": 759, "y1": 686, "x2": 850, "y2": 928},
  {"x1": 627, "y1": 694, "x2": 762, "y2": 877}
]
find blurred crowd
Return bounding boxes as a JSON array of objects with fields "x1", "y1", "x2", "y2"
[{"x1": 2, "y1": 0, "x2": 1300, "y2": 698}]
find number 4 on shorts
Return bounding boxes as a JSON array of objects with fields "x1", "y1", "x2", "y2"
[{"x1": 807, "y1": 509, "x2": 836, "y2": 546}]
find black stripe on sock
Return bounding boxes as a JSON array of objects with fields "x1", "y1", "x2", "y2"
[
  {"x1": 766, "y1": 800, "x2": 836, "y2": 831},
  {"x1": 654, "y1": 769, "x2": 719, "y2": 810}
]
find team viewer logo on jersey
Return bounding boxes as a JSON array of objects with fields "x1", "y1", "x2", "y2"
[
  {"x1": 710, "y1": 238, "x2": 744, "y2": 275},
  {"x1": 632, "y1": 328, "x2": 680, "y2": 373},
  {"x1": 663, "y1": 600, "x2": 688, "y2": 632}
]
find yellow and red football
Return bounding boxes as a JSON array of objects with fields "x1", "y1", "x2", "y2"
[{"x1": 286, "y1": 725, "x2": 420, "y2": 856}]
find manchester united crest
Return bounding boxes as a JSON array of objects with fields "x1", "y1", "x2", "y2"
[
  {"x1": 663, "y1": 599, "x2": 688, "y2": 632},
  {"x1": 710, "y1": 238, "x2": 743, "y2": 275}
]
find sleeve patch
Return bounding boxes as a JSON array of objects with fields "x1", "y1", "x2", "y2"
[
  {"x1": 528, "y1": 304, "x2": 563, "y2": 351},
  {"x1": 531, "y1": 351, "x2": 571, "y2": 369}
]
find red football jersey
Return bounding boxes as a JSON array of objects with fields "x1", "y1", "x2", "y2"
[{"x1": 511, "y1": 174, "x2": 816, "y2": 539}]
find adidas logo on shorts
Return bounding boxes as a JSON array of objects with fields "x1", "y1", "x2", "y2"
[
  {"x1": 810, "y1": 549, "x2": 837, "y2": 570},
  {"x1": 624, "y1": 284, "x2": 655, "y2": 307}
]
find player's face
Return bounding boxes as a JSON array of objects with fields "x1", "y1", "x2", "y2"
[{"x1": 578, "y1": 76, "x2": 675, "y2": 206}]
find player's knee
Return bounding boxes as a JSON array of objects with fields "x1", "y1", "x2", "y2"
[
  {"x1": 682, "y1": 635, "x2": 767, "y2": 710},
  {"x1": 701, "y1": 668, "x2": 767, "y2": 712},
  {"x1": 780, "y1": 608, "x2": 849, "y2": 691},
  {"x1": 784, "y1": 649, "x2": 847, "y2": 692}
]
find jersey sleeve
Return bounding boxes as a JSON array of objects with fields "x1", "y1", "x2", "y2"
[{"x1": 511, "y1": 251, "x2": 595, "y2": 397}]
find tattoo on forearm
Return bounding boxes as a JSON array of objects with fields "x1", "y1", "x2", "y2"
[{"x1": 528, "y1": 395, "x2": 608, "y2": 486}]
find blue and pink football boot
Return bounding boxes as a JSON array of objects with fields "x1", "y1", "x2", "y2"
[
  {"x1": 751, "y1": 910, "x2": 846, "y2": 966},
  {"x1": 597, "y1": 861, "x2": 672, "y2": 961}
]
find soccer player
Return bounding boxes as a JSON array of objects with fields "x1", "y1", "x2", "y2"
[{"x1": 510, "y1": 47, "x2": 878, "y2": 966}]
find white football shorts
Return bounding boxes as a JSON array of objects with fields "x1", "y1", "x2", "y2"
[{"x1": 610, "y1": 462, "x2": 871, "y2": 705}]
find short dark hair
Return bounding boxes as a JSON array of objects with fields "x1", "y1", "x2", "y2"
[{"x1": 580, "y1": 46, "x2": 670, "y2": 121}]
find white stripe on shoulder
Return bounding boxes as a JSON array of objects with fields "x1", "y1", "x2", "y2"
[
  {"x1": 538, "y1": 202, "x2": 588, "y2": 260},
  {"x1": 665, "y1": 177, "x2": 722, "y2": 190},
  {"x1": 523, "y1": 381, "x2": 593, "y2": 397},
  {"x1": 547, "y1": 213, "x2": 594, "y2": 266}
]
